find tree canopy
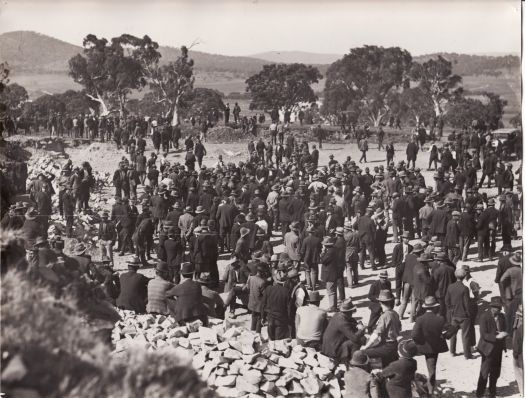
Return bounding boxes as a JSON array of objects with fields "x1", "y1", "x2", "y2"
[
  {"x1": 445, "y1": 92, "x2": 507, "y2": 130},
  {"x1": 409, "y1": 55, "x2": 463, "y2": 118},
  {"x1": 0, "y1": 83, "x2": 28, "y2": 112},
  {"x1": 69, "y1": 34, "x2": 160, "y2": 116},
  {"x1": 245, "y1": 63, "x2": 321, "y2": 112},
  {"x1": 323, "y1": 46, "x2": 412, "y2": 126}
]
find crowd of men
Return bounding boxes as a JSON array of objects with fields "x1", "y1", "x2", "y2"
[{"x1": 2, "y1": 118, "x2": 523, "y2": 398}]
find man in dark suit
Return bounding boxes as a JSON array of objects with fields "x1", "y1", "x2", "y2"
[
  {"x1": 445, "y1": 268, "x2": 473, "y2": 359},
  {"x1": 431, "y1": 252, "x2": 456, "y2": 317},
  {"x1": 321, "y1": 299, "x2": 366, "y2": 361},
  {"x1": 300, "y1": 225, "x2": 322, "y2": 290},
  {"x1": 357, "y1": 207, "x2": 376, "y2": 270},
  {"x1": 166, "y1": 262, "x2": 208, "y2": 325},
  {"x1": 320, "y1": 236, "x2": 339, "y2": 312},
  {"x1": 216, "y1": 197, "x2": 238, "y2": 253},
  {"x1": 476, "y1": 297, "x2": 507, "y2": 398},
  {"x1": 428, "y1": 201, "x2": 450, "y2": 240},
  {"x1": 412, "y1": 253, "x2": 434, "y2": 319},
  {"x1": 392, "y1": 231, "x2": 412, "y2": 305},
  {"x1": 116, "y1": 257, "x2": 149, "y2": 313},
  {"x1": 261, "y1": 271, "x2": 291, "y2": 340},
  {"x1": 476, "y1": 199, "x2": 499, "y2": 262},
  {"x1": 278, "y1": 192, "x2": 293, "y2": 238},
  {"x1": 412, "y1": 296, "x2": 448, "y2": 396},
  {"x1": 398, "y1": 242, "x2": 423, "y2": 321}
]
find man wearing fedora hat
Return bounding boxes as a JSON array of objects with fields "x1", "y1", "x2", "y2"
[
  {"x1": 412, "y1": 296, "x2": 448, "y2": 395},
  {"x1": 431, "y1": 251, "x2": 456, "y2": 318},
  {"x1": 344, "y1": 350, "x2": 379, "y2": 397},
  {"x1": 116, "y1": 256, "x2": 149, "y2": 313},
  {"x1": 358, "y1": 207, "x2": 377, "y2": 271},
  {"x1": 301, "y1": 225, "x2": 322, "y2": 290},
  {"x1": 320, "y1": 236, "x2": 341, "y2": 312},
  {"x1": 363, "y1": 290, "x2": 401, "y2": 368},
  {"x1": 234, "y1": 226, "x2": 251, "y2": 267},
  {"x1": 377, "y1": 339, "x2": 418, "y2": 398},
  {"x1": 244, "y1": 263, "x2": 269, "y2": 332},
  {"x1": 198, "y1": 273, "x2": 226, "y2": 320},
  {"x1": 476, "y1": 296, "x2": 507, "y2": 398},
  {"x1": 367, "y1": 271, "x2": 393, "y2": 332},
  {"x1": 412, "y1": 253, "x2": 434, "y2": 319},
  {"x1": 278, "y1": 190, "x2": 293, "y2": 238},
  {"x1": 429, "y1": 200, "x2": 450, "y2": 241},
  {"x1": 476, "y1": 199, "x2": 498, "y2": 262},
  {"x1": 32, "y1": 236, "x2": 58, "y2": 268},
  {"x1": 344, "y1": 221, "x2": 361, "y2": 288},
  {"x1": 146, "y1": 261, "x2": 174, "y2": 315},
  {"x1": 445, "y1": 268, "x2": 473, "y2": 359},
  {"x1": 499, "y1": 251, "x2": 522, "y2": 311},
  {"x1": 261, "y1": 270, "x2": 291, "y2": 340},
  {"x1": 322, "y1": 298, "x2": 366, "y2": 362},
  {"x1": 166, "y1": 262, "x2": 208, "y2": 325},
  {"x1": 398, "y1": 242, "x2": 424, "y2": 322}
]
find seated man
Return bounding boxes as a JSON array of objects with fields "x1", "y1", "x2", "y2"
[
  {"x1": 362, "y1": 290, "x2": 402, "y2": 368},
  {"x1": 146, "y1": 261, "x2": 174, "y2": 315},
  {"x1": 321, "y1": 299, "x2": 366, "y2": 362},
  {"x1": 116, "y1": 256, "x2": 149, "y2": 313},
  {"x1": 166, "y1": 262, "x2": 208, "y2": 325},
  {"x1": 295, "y1": 290, "x2": 327, "y2": 350},
  {"x1": 221, "y1": 259, "x2": 250, "y2": 317},
  {"x1": 198, "y1": 272, "x2": 226, "y2": 319}
]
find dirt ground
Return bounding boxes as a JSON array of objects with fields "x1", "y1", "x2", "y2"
[{"x1": 10, "y1": 130, "x2": 522, "y2": 397}]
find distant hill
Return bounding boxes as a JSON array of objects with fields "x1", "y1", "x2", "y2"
[
  {"x1": 251, "y1": 51, "x2": 342, "y2": 65},
  {"x1": 0, "y1": 31, "x2": 520, "y2": 107},
  {"x1": 413, "y1": 52, "x2": 520, "y2": 77}
]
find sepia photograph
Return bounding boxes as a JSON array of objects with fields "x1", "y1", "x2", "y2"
[{"x1": 0, "y1": 0, "x2": 522, "y2": 397}]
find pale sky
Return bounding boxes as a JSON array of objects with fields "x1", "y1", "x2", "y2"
[{"x1": 0, "y1": 0, "x2": 521, "y2": 56}]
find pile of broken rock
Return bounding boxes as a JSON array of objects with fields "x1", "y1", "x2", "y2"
[{"x1": 112, "y1": 310, "x2": 347, "y2": 397}]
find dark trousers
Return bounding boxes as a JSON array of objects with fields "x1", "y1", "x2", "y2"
[
  {"x1": 336, "y1": 275, "x2": 346, "y2": 303},
  {"x1": 476, "y1": 349, "x2": 503, "y2": 397},
  {"x1": 363, "y1": 341, "x2": 399, "y2": 368},
  {"x1": 425, "y1": 354, "x2": 439, "y2": 394},
  {"x1": 267, "y1": 318, "x2": 290, "y2": 341},
  {"x1": 359, "y1": 150, "x2": 367, "y2": 162},
  {"x1": 459, "y1": 235, "x2": 472, "y2": 261},
  {"x1": 251, "y1": 311, "x2": 262, "y2": 333},
  {"x1": 280, "y1": 221, "x2": 290, "y2": 238},
  {"x1": 346, "y1": 259, "x2": 359, "y2": 286},
  {"x1": 449, "y1": 317, "x2": 472, "y2": 358},
  {"x1": 359, "y1": 241, "x2": 375, "y2": 269},
  {"x1": 305, "y1": 263, "x2": 318, "y2": 290},
  {"x1": 368, "y1": 302, "x2": 382, "y2": 333}
]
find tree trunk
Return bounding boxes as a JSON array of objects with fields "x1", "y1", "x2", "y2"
[
  {"x1": 170, "y1": 104, "x2": 180, "y2": 126},
  {"x1": 86, "y1": 93, "x2": 110, "y2": 116},
  {"x1": 432, "y1": 97, "x2": 442, "y2": 118}
]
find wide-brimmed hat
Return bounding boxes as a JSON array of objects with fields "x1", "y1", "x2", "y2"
[
  {"x1": 398, "y1": 339, "x2": 418, "y2": 358},
  {"x1": 308, "y1": 290, "x2": 321, "y2": 303},
  {"x1": 73, "y1": 242, "x2": 88, "y2": 256},
  {"x1": 240, "y1": 227, "x2": 250, "y2": 237},
  {"x1": 350, "y1": 351, "x2": 369, "y2": 367},
  {"x1": 33, "y1": 236, "x2": 48, "y2": 248},
  {"x1": 418, "y1": 253, "x2": 432, "y2": 262},
  {"x1": 195, "y1": 206, "x2": 205, "y2": 214},
  {"x1": 128, "y1": 256, "x2": 142, "y2": 267},
  {"x1": 412, "y1": 243, "x2": 424, "y2": 253},
  {"x1": 321, "y1": 236, "x2": 335, "y2": 246},
  {"x1": 344, "y1": 221, "x2": 353, "y2": 230},
  {"x1": 290, "y1": 221, "x2": 300, "y2": 232},
  {"x1": 509, "y1": 252, "x2": 522, "y2": 266},
  {"x1": 181, "y1": 262, "x2": 195, "y2": 275},
  {"x1": 245, "y1": 213, "x2": 256, "y2": 222},
  {"x1": 340, "y1": 299, "x2": 357, "y2": 312},
  {"x1": 422, "y1": 296, "x2": 440, "y2": 308},
  {"x1": 335, "y1": 227, "x2": 344, "y2": 235},
  {"x1": 401, "y1": 231, "x2": 410, "y2": 239},
  {"x1": 379, "y1": 270, "x2": 389, "y2": 280},
  {"x1": 101, "y1": 255, "x2": 111, "y2": 263},
  {"x1": 256, "y1": 228, "x2": 266, "y2": 237},
  {"x1": 487, "y1": 199, "x2": 496, "y2": 207},
  {"x1": 490, "y1": 296, "x2": 503, "y2": 309},
  {"x1": 377, "y1": 289, "x2": 395, "y2": 302},
  {"x1": 156, "y1": 261, "x2": 169, "y2": 272},
  {"x1": 25, "y1": 207, "x2": 38, "y2": 220}
]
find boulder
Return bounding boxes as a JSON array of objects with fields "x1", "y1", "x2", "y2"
[{"x1": 215, "y1": 375, "x2": 237, "y2": 387}]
